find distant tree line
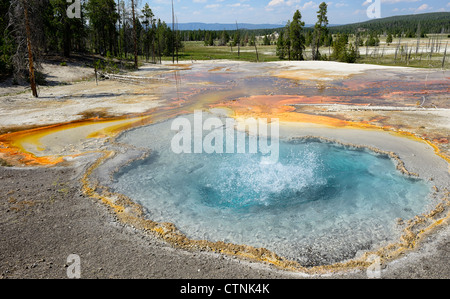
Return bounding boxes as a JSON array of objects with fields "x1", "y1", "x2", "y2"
[
  {"x1": 188, "y1": 10, "x2": 449, "y2": 63},
  {"x1": 182, "y1": 28, "x2": 279, "y2": 48},
  {"x1": 184, "y1": 2, "x2": 377, "y2": 63},
  {"x1": 329, "y1": 12, "x2": 450, "y2": 37}
]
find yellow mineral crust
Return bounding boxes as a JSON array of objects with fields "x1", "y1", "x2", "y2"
[{"x1": 0, "y1": 116, "x2": 151, "y2": 166}]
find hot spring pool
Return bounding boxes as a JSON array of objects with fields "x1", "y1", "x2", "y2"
[{"x1": 110, "y1": 118, "x2": 432, "y2": 266}]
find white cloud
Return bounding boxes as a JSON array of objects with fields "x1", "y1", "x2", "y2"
[
  {"x1": 265, "y1": 0, "x2": 301, "y2": 11},
  {"x1": 415, "y1": 3, "x2": 431, "y2": 11},
  {"x1": 267, "y1": 0, "x2": 285, "y2": 7},
  {"x1": 335, "y1": 2, "x2": 348, "y2": 8},
  {"x1": 205, "y1": 4, "x2": 221, "y2": 9},
  {"x1": 353, "y1": 9, "x2": 367, "y2": 15},
  {"x1": 381, "y1": 0, "x2": 420, "y2": 3},
  {"x1": 227, "y1": 3, "x2": 250, "y2": 7},
  {"x1": 301, "y1": 1, "x2": 319, "y2": 10}
]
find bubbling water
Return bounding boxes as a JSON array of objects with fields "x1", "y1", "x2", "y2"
[
  {"x1": 199, "y1": 149, "x2": 322, "y2": 210},
  {"x1": 111, "y1": 121, "x2": 431, "y2": 266}
]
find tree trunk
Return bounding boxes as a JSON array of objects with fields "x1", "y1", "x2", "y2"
[
  {"x1": 236, "y1": 22, "x2": 240, "y2": 58},
  {"x1": 443, "y1": 42, "x2": 448, "y2": 69},
  {"x1": 63, "y1": 20, "x2": 71, "y2": 57},
  {"x1": 117, "y1": 0, "x2": 122, "y2": 57},
  {"x1": 151, "y1": 35, "x2": 155, "y2": 64},
  {"x1": 172, "y1": 0, "x2": 175, "y2": 63},
  {"x1": 131, "y1": 0, "x2": 138, "y2": 69},
  {"x1": 23, "y1": 0, "x2": 38, "y2": 97},
  {"x1": 254, "y1": 40, "x2": 259, "y2": 62}
]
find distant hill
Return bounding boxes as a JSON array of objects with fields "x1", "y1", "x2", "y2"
[
  {"x1": 172, "y1": 22, "x2": 347, "y2": 31},
  {"x1": 329, "y1": 12, "x2": 450, "y2": 35},
  {"x1": 171, "y1": 12, "x2": 449, "y2": 34},
  {"x1": 171, "y1": 23, "x2": 285, "y2": 31}
]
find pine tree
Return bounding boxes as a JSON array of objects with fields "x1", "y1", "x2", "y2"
[
  {"x1": 290, "y1": 10, "x2": 305, "y2": 61},
  {"x1": 276, "y1": 31, "x2": 285, "y2": 59},
  {"x1": 49, "y1": 0, "x2": 85, "y2": 57},
  {"x1": 141, "y1": 3, "x2": 154, "y2": 63},
  {"x1": 312, "y1": 2, "x2": 328, "y2": 60},
  {"x1": 219, "y1": 30, "x2": 229, "y2": 46},
  {"x1": 85, "y1": 0, "x2": 119, "y2": 55},
  {"x1": 386, "y1": 33, "x2": 393, "y2": 45},
  {"x1": 130, "y1": 0, "x2": 138, "y2": 68},
  {"x1": 208, "y1": 34, "x2": 214, "y2": 46},
  {"x1": 284, "y1": 20, "x2": 291, "y2": 60},
  {"x1": 1, "y1": 0, "x2": 13, "y2": 76}
]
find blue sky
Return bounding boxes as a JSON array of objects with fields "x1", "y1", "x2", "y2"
[{"x1": 145, "y1": 0, "x2": 449, "y2": 25}]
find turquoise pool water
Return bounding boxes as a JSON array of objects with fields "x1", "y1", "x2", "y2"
[{"x1": 111, "y1": 120, "x2": 431, "y2": 266}]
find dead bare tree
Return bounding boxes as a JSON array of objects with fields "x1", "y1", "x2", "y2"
[
  {"x1": 117, "y1": 0, "x2": 122, "y2": 57},
  {"x1": 8, "y1": 0, "x2": 45, "y2": 97},
  {"x1": 22, "y1": 1, "x2": 37, "y2": 96},
  {"x1": 443, "y1": 42, "x2": 448, "y2": 69},
  {"x1": 236, "y1": 21, "x2": 240, "y2": 58},
  {"x1": 254, "y1": 36, "x2": 259, "y2": 62},
  {"x1": 172, "y1": 0, "x2": 175, "y2": 63},
  {"x1": 407, "y1": 45, "x2": 412, "y2": 65},
  {"x1": 131, "y1": 0, "x2": 138, "y2": 69},
  {"x1": 394, "y1": 36, "x2": 401, "y2": 63},
  {"x1": 415, "y1": 22, "x2": 421, "y2": 56},
  {"x1": 175, "y1": 16, "x2": 179, "y2": 64}
]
